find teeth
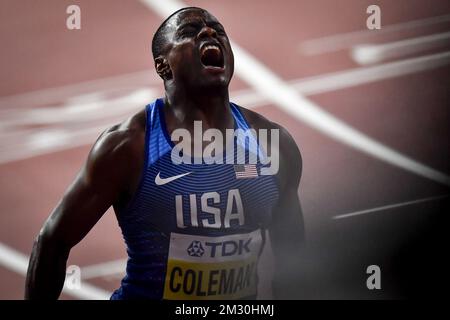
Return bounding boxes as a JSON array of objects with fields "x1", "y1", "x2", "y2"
[{"x1": 202, "y1": 44, "x2": 220, "y2": 54}]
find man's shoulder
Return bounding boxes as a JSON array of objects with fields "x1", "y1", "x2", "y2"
[
  {"x1": 235, "y1": 104, "x2": 299, "y2": 150},
  {"x1": 236, "y1": 104, "x2": 302, "y2": 187},
  {"x1": 235, "y1": 104, "x2": 278, "y2": 130},
  {"x1": 88, "y1": 108, "x2": 146, "y2": 169}
]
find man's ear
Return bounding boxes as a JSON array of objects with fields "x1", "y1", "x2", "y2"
[{"x1": 154, "y1": 56, "x2": 172, "y2": 80}]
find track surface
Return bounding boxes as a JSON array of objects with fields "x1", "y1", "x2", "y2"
[{"x1": 0, "y1": 0, "x2": 449, "y2": 299}]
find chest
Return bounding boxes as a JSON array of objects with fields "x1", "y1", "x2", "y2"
[{"x1": 136, "y1": 155, "x2": 279, "y2": 234}]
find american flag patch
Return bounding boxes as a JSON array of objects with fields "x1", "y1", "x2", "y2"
[{"x1": 234, "y1": 164, "x2": 258, "y2": 179}]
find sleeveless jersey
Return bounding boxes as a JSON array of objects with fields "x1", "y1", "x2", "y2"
[{"x1": 110, "y1": 98, "x2": 279, "y2": 300}]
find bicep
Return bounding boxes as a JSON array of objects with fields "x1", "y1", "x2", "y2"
[
  {"x1": 41, "y1": 134, "x2": 126, "y2": 249},
  {"x1": 42, "y1": 172, "x2": 114, "y2": 249}
]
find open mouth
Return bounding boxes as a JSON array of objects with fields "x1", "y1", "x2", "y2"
[{"x1": 200, "y1": 43, "x2": 224, "y2": 69}]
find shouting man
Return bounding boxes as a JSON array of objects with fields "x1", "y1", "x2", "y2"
[{"x1": 26, "y1": 7, "x2": 304, "y2": 300}]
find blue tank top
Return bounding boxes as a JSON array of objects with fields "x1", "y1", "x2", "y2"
[{"x1": 111, "y1": 98, "x2": 279, "y2": 300}]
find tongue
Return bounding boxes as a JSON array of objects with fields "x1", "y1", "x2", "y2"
[{"x1": 201, "y1": 48, "x2": 222, "y2": 67}]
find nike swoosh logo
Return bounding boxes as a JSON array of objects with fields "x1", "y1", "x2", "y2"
[{"x1": 155, "y1": 171, "x2": 192, "y2": 186}]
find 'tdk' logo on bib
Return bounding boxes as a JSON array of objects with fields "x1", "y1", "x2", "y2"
[{"x1": 187, "y1": 241, "x2": 205, "y2": 257}]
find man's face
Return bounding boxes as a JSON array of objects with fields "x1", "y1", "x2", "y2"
[{"x1": 163, "y1": 9, "x2": 234, "y2": 90}]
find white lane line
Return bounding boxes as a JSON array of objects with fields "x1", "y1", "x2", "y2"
[
  {"x1": 0, "y1": 88, "x2": 157, "y2": 129},
  {"x1": 351, "y1": 31, "x2": 450, "y2": 65},
  {"x1": 0, "y1": 125, "x2": 111, "y2": 165},
  {"x1": 0, "y1": 89, "x2": 159, "y2": 164},
  {"x1": 0, "y1": 242, "x2": 111, "y2": 300},
  {"x1": 233, "y1": 50, "x2": 450, "y2": 107},
  {"x1": 0, "y1": 243, "x2": 29, "y2": 274},
  {"x1": 138, "y1": 0, "x2": 450, "y2": 187},
  {"x1": 0, "y1": 69, "x2": 159, "y2": 110},
  {"x1": 300, "y1": 14, "x2": 450, "y2": 55},
  {"x1": 81, "y1": 259, "x2": 127, "y2": 280},
  {"x1": 332, "y1": 194, "x2": 450, "y2": 220}
]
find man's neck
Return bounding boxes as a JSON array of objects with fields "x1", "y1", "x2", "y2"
[{"x1": 163, "y1": 85, "x2": 234, "y2": 132}]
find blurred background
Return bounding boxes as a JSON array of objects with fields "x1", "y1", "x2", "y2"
[{"x1": 0, "y1": 0, "x2": 449, "y2": 299}]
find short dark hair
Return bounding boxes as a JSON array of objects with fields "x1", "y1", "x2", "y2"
[{"x1": 151, "y1": 7, "x2": 205, "y2": 59}]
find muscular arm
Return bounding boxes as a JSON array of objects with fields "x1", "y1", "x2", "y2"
[
  {"x1": 25, "y1": 124, "x2": 143, "y2": 299},
  {"x1": 268, "y1": 126, "x2": 305, "y2": 299}
]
